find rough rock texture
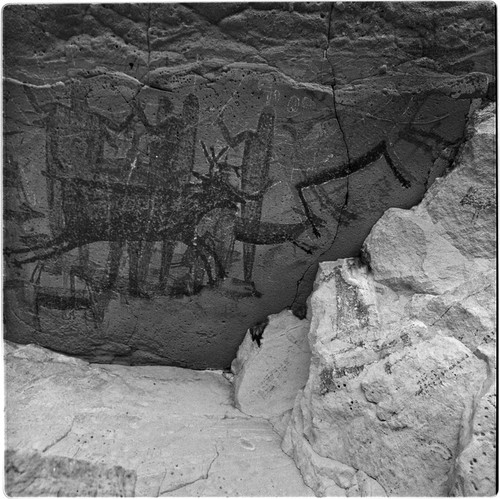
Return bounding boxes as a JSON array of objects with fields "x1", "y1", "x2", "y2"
[
  {"x1": 3, "y1": 3, "x2": 495, "y2": 368},
  {"x1": 5, "y1": 341, "x2": 314, "y2": 497},
  {"x1": 5, "y1": 449, "x2": 136, "y2": 497},
  {"x1": 231, "y1": 309, "x2": 311, "y2": 424},
  {"x1": 450, "y1": 344, "x2": 497, "y2": 496},
  {"x1": 282, "y1": 104, "x2": 496, "y2": 496}
]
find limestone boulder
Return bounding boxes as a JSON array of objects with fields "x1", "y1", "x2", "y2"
[
  {"x1": 361, "y1": 210, "x2": 478, "y2": 295},
  {"x1": 231, "y1": 309, "x2": 311, "y2": 421},
  {"x1": 364, "y1": 104, "x2": 496, "y2": 299},
  {"x1": 283, "y1": 104, "x2": 496, "y2": 496},
  {"x1": 418, "y1": 109, "x2": 497, "y2": 258},
  {"x1": 283, "y1": 261, "x2": 488, "y2": 496}
]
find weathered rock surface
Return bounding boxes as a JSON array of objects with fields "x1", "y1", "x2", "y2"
[
  {"x1": 3, "y1": 3, "x2": 495, "y2": 368},
  {"x1": 282, "y1": 104, "x2": 496, "y2": 496},
  {"x1": 5, "y1": 449, "x2": 137, "y2": 497},
  {"x1": 450, "y1": 344, "x2": 497, "y2": 496},
  {"x1": 5, "y1": 341, "x2": 314, "y2": 497},
  {"x1": 231, "y1": 309, "x2": 311, "y2": 423}
]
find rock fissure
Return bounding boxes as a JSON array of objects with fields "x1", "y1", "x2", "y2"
[
  {"x1": 155, "y1": 468, "x2": 169, "y2": 497},
  {"x1": 158, "y1": 447, "x2": 220, "y2": 496},
  {"x1": 430, "y1": 282, "x2": 494, "y2": 327},
  {"x1": 41, "y1": 418, "x2": 75, "y2": 454},
  {"x1": 323, "y1": 7, "x2": 353, "y2": 259}
]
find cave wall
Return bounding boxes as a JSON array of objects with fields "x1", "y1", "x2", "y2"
[{"x1": 3, "y1": 2, "x2": 495, "y2": 368}]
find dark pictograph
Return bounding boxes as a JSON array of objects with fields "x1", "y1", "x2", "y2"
[
  {"x1": 8, "y1": 144, "x2": 270, "y2": 287},
  {"x1": 217, "y1": 106, "x2": 275, "y2": 285},
  {"x1": 295, "y1": 140, "x2": 412, "y2": 236},
  {"x1": 103, "y1": 92, "x2": 201, "y2": 296},
  {"x1": 6, "y1": 76, "x2": 412, "y2": 310},
  {"x1": 23, "y1": 78, "x2": 136, "y2": 275}
]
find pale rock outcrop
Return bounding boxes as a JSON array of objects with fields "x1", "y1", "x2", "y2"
[
  {"x1": 6, "y1": 341, "x2": 314, "y2": 497},
  {"x1": 283, "y1": 105, "x2": 496, "y2": 496},
  {"x1": 231, "y1": 310, "x2": 311, "y2": 432}
]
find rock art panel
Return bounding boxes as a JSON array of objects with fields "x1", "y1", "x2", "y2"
[
  {"x1": 3, "y1": 4, "x2": 495, "y2": 368},
  {"x1": 283, "y1": 104, "x2": 496, "y2": 496}
]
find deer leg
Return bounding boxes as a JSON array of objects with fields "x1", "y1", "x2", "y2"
[
  {"x1": 296, "y1": 187, "x2": 322, "y2": 237},
  {"x1": 212, "y1": 210, "x2": 236, "y2": 280},
  {"x1": 106, "y1": 240, "x2": 124, "y2": 289},
  {"x1": 380, "y1": 143, "x2": 411, "y2": 188},
  {"x1": 195, "y1": 249, "x2": 212, "y2": 289},
  {"x1": 159, "y1": 241, "x2": 175, "y2": 291},
  {"x1": 189, "y1": 239, "x2": 209, "y2": 292},
  {"x1": 292, "y1": 240, "x2": 315, "y2": 254},
  {"x1": 5, "y1": 237, "x2": 62, "y2": 256},
  {"x1": 243, "y1": 243, "x2": 256, "y2": 283},
  {"x1": 138, "y1": 241, "x2": 155, "y2": 289},
  {"x1": 196, "y1": 236, "x2": 225, "y2": 283},
  {"x1": 78, "y1": 244, "x2": 90, "y2": 274},
  {"x1": 10, "y1": 240, "x2": 76, "y2": 267},
  {"x1": 192, "y1": 257, "x2": 206, "y2": 292},
  {"x1": 127, "y1": 241, "x2": 141, "y2": 297}
]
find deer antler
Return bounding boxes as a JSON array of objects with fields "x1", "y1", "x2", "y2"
[{"x1": 200, "y1": 141, "x2": 229, "y2": 176}]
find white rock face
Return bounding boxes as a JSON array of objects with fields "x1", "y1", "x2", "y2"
[
  {"x1": 5, "y1": 341, "x2": 314, "y2": 497},
  {"x1": 283, "y1": 104, "x2": 496, "y2": 496},
  {"x1": 231, "y1": 310, "x2": 311, "y2": 421}
]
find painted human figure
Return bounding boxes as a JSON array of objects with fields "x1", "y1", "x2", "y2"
[
  {"x1": 217, "y1": 106, "x2": 275, "y2": 284},
  {"x1": 106, "y1": 92, "x2": 200, "y2": 296},
  {"x1": 158, "y1": 94, "x2": 200, "y2": 292},
  {"x1": 23, "y1": 77, "x2": 135, "y2": 275}
]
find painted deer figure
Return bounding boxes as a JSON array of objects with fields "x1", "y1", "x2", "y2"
[{"x1": 6, "y1": 147, "x2": 270, "y2": 296}]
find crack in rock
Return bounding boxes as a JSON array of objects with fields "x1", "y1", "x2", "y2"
[
  {"x1": 289, "y1": 5, "x2": 354, "y2": 310},
  {"x1": 41, "y1": 418, "x2": 75, "y2": 454},
  {"x1": 158, "y1": 447, "x2": 220, "y2": 496},
  {"x1": 430, "y1": 283, "x2": 493, "y2": 326}
]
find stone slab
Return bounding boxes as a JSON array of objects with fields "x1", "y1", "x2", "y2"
[
  {"x1": 5, "y1": 342, "x2": 314, "y2": 497},
  {"x1": 231, "y1": 309, "x2": 311, "y2": 419}
]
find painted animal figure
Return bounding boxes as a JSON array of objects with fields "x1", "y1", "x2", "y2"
[
  {"x1": 294, "y1": 140, "x2": 412, "y2": 236},
  {"x1": 172, "y1": 144, "x2": 319, "y2": 294},
  {"x1": 6, "y1": 165, "x2": 269, "y2": 296}
]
